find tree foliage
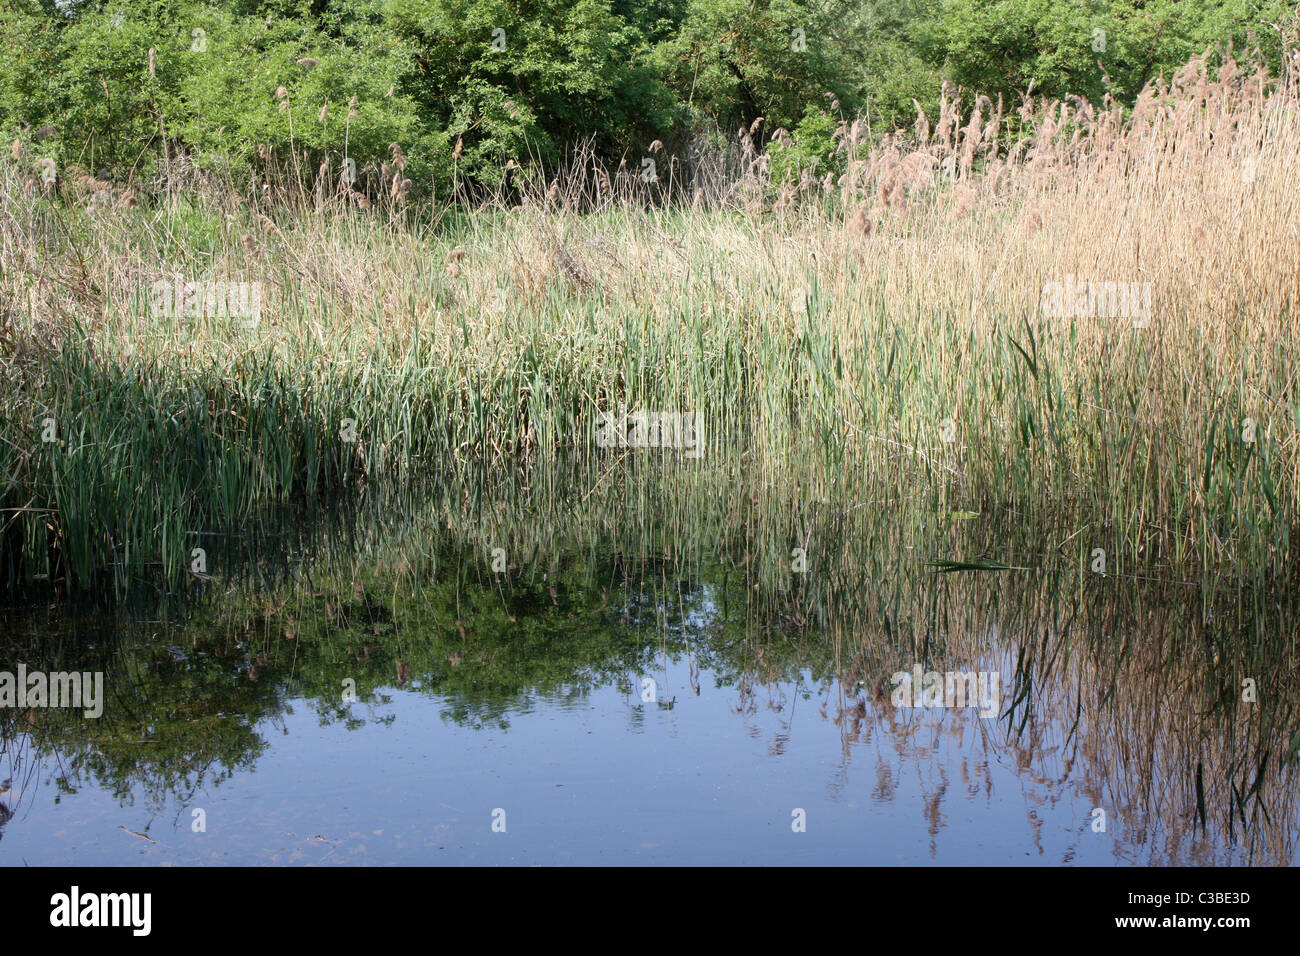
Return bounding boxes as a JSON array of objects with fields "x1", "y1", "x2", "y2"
[{"x1": 1, "y1": 0, "x2": 1292, "y2": 194}]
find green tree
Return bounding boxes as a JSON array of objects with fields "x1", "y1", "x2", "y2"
[
  {"x1": 919, "y1": 0, "x2": 1293, "y2": 106},
  {"x1": 383, "y1": 0, "x2": 675, "y2": 188},
  {"x1": 652, "y1": 0, "x2": 857, "y2": 136}
]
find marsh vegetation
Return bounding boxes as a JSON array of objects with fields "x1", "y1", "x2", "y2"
[{"x1": 2, "y1": 23, "x2": 1299, "y2": 862}]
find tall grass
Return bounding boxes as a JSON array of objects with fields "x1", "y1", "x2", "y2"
[{"x1": 2, "y1": 50, "x2": 1298, "y2": 596}]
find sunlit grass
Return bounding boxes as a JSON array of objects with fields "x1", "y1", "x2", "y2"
[{"x1": 2, "y1": 51, "x2": 1298, "y2": 596}]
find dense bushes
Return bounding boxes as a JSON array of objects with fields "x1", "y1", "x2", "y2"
[{"x1": 1, "y1": 0, "x2": 1295, "y2": 196}]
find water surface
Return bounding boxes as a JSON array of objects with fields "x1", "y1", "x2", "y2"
[{"x1": 2, "y1": 464, "x2": 1295, "y2": 865}]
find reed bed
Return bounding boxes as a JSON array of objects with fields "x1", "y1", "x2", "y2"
[{"x1": 2, "y1": 51, "x2": 1299, "y2": 596}]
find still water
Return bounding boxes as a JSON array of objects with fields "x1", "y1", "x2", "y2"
[
  {"x1": 1, "y1": 467, "x2": 1295, "y2": 865},
  {"x1": 3, "y1": 635, "x2": 1120, "y2": 865}
]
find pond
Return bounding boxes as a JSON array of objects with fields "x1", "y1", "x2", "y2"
[{"x1": 1, "y1": 459, "x2": 1295, "y2": 865}]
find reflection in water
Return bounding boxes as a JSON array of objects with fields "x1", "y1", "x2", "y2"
[{"x1": 1, "y1": 456, "x2": 1297, "y2": 864}]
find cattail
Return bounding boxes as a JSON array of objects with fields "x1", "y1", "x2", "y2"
[
  {"x1": 452, "y1": 137, "x2": 463, "y2": 161},
  {"x1": 148, "y1": 48, "x2": 156, "y2": 77},
  {"x1": 347, "y1": 95, "x2": 358, "y2": 121},
  {"x1": 319, "y1": 103, "x2": 328, "y2": 124},
  {"x1": 10, "y1": 139, "x2": 23, "y2": 160}
]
